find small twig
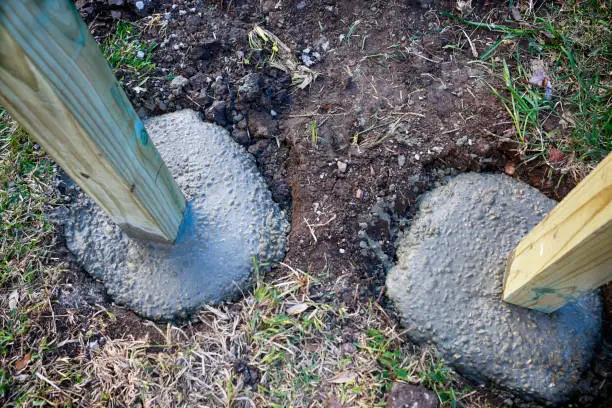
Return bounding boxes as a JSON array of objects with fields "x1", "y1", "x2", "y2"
[
  {"x1": 311, "y1": 214, "x2": 337, "y2": 228},
  {"x1": 35, "y1": 372, "x2": 62, "y2": 392},
  {"x1": 303, "y1": 217, "x2": 317, "y2": 243},
  {"x1": 462, "y1": 29, "x2": 479, "y2": 58},
  {"x1": 185, "y1": 94, "x2": 202, "y2": 108},
  {"x1": 441, "y1": 127, "x2": 464, "y2": 134},
  {"x1": 288, "y1": 112, "x2": 346, "y2": 118}
]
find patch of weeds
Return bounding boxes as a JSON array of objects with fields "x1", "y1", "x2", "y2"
[
  {"x1": 0, "y1": 108, "x2": 66, "y2": 405},
  {"x1": 420, "y1": 361, "x2": 464, "y2": 407},
  {"x1": 444, "y1": 1, "x2": 611, "y2": 177},
  {"x1": 0, "y1": 109, "x2": 57, "y2": 287},
  {"x1": 0, "y1": 368, "x2": 13, "y2": 400},
  {"x1": 490, "y1": 59, "x2": 550, "y2": 153},
  {"x1": 358, "y1": 326, "x2": 467, "y2": 407},
  {"x1": 365, "y1": 44, "x2": 408, "y2": 68},
  {"x1": 101, "y1": 21, "x2": 157, "y2": 77},
  {"x1": 362, "y1": 328, "x2": 413, "y2": 390}
]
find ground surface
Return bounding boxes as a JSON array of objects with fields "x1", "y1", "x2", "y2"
[{"x1": 1, "y1": 0, "x2": 610, "y2": 407}]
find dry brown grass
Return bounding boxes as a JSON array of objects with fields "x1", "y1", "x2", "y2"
[
  {"x1": 70, "y1": 263, "x2": 484, "y2": 407},
  {"x1": 1, "y1": 227, "x2": 486, "y2": 408}
]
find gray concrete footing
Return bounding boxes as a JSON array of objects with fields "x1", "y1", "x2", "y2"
[
  {"x1": 62, "y1": 110, "x2": 289, "y2": 320},
  {"x1": 386, "y1": 172, "x2": 602, "y2": 403}
]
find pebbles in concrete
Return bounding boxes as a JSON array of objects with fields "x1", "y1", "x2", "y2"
[
  {"x1": 386, "y1": 172, "x2": 602, "y2": 403},
  {"x1": 63, "y1": 110, "x2": 289, "y2": 320}
]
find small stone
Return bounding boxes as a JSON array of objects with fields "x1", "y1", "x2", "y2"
[
  {"x1": 503, "y1": 398, "x2": 514, "y2": 406},
  {"x1": 296, "y1": 1, "x2": 307, "y2": 9},
  {"x1": 205, "y1": 100, "x2": 227, "y2": 127},
  {"x1": 341, "y1": 342, "x2": 357, "y2": 355},
  {"x1": 238, "y1": 73, "x2": 264, "y2": 103},
  {"x1": 231, "y1": 129, "x2": 250, "y2": 146},
  {"x1": 456, "y1": 136, "x2": 468, "y2": 147},
  {"x1": 355, "y1": 189, "x2": 362, "y2": 199},
  {"x1": 261, "y1": 0, "x2": 276, "y2": 13},
  {"x1": 110, "y1": 10, "x2": 122, "y2": 19},
  {"x1": 504, "y1": 162, "x2": 516, "y2": 176},
  {"x1": 247, "y1": 110, "x2": 278, "y2": 139},
  {"x1": 398, "y1": 155, "x2": 406, "y2": 167},
  {"x1": 135, "y1": 1, "x2": 145, "y2": 10},
  {"x1": 301, "y1": 54, "x2": 314, "y2": 67},
  {"x1": 386, "y1": 383, "x2": 438, "y2": 408},
  {"x1": 337, "y1": 161, "x2": 347, "y2": 173},
  {"x1": 87, "y1": 340, "x2": 100, "y2": 351},
  {"x1": 170, "y1": 75, "x2": 189, "y2": 90},
  {"x1": 136, "y1": 50, "x2": 145, "y2": 59}
]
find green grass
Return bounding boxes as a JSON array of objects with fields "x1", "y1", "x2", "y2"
[
  {"x1": 0, "y1": 109, "x2": 65, "y2": 405},
  {"x1": 361, "y1": 328, "x2": 413, "y2": 389},
  {"x1": 0, "y1": 109, "x2": 58, "y2": 288},
  {"x1": 343, "y1": 20, "x2": 362, "y2": 45},
  {"x1": 445, "y1": 1, "x2": 611, "y2": 176},
  {"x1": 310, "y1": 121, "x2": 319, "y2": 146},
  {"x1": 101, "y1": 21, "x2": 157, "y2": 76}
]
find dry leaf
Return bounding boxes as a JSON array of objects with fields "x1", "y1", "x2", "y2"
[
  {"x1": 549, "y1": 147, "x2": 566, "y2": 164},
  {"x1": 510, "y1": 7, "x2": 524, "y2": 21},
  {"x1": 559, "y1": 112, "x2": 574, "y2": 129},
  {"x1": 327, "y1": 370, "x2": 357, "y2": 384},
  {"x1": 15, "y1": 353, "x2": 31, "y2": 371},
  {"x1": 326, "y1": 395, "x2": 344, "y2": 408},
  {"x1": 286, "y1": 303, "x2": 309, "y2": 315}
]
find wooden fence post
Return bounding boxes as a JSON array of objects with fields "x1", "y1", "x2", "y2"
[
  {"x1": 0, "y1": 0, "x2": 186, "y2": 243},
  {"x1": 503, "y1": 153, "x2": 612, "y2": 312}
]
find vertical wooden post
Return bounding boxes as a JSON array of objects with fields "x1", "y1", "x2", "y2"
[
  {"x1": 0, "y1": 0, "x2": 186, "y2": 243},
  {"x1": 503, "y1": 153, "x2": 612, "y2": 312}
]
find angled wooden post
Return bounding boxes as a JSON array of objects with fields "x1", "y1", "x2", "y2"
[
  {"x1": 0, "y1": 0, "x2": 186, "y2": 243},
  {"x1": 503, "y1": 153, "x2": 612, "y2": 312}
]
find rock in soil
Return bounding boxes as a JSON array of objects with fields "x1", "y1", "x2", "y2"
[
  {"x1": 169, "y1": 75, "x2": 189, "y2": 90},
  {"x1": 386, "y1": 383, "x2": 438, "y2": 408},
  {"x1": 205, "y1": 100, "x2": 228, "y2": 126},
  {"x1": 61, "y1": 110, "x2": 289, "y2": 320},
  {"x1": 386, "y1": 173, "x2": 602, "y2": 403}
]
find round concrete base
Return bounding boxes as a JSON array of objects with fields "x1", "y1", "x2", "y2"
[
  {"x1": 63, "y1": 110, "x2": 289, "y2": 320},
  {"x1": 386, "y1": 173, "x2": 602, "y2": 403}
]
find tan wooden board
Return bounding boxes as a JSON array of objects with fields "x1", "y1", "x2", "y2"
[{"x1": 0, "y1": 0, "x2": 186, "y2": 243}]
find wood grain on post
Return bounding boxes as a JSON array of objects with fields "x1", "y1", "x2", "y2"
[
  {"x1": 0, "y1": 0, "x2": 186, "y2": 243},
  {"x1": 503, "y1": 153, "x2": 612, "y2": 312}
]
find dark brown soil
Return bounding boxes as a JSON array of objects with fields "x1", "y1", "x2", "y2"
[{"x1": 56, "y1": 0, "x2": 610, "y2": 406}]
